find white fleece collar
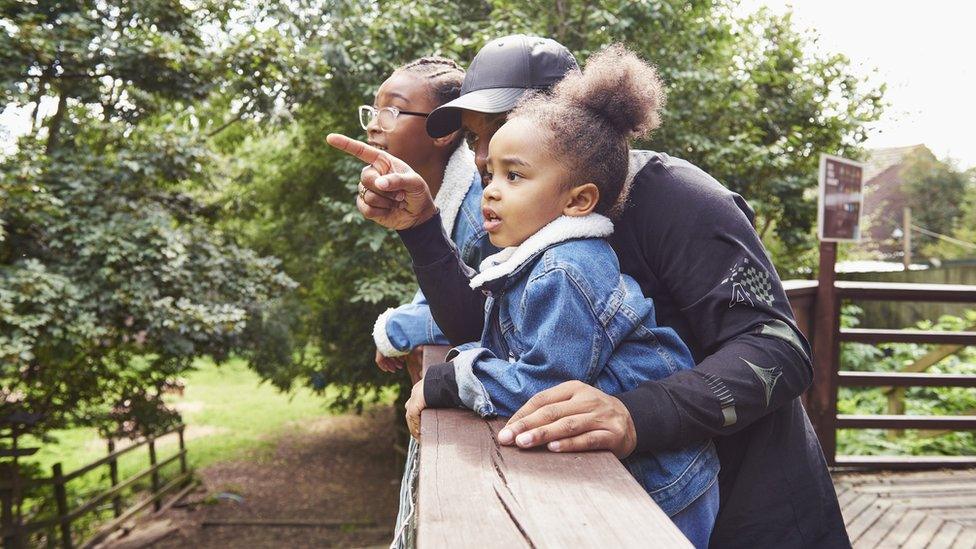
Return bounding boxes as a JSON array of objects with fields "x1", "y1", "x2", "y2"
[
  {"x1": 434, "y1": 144, "x2": 477, "y2": 235},
  {"x1": 469, "y1": 214, "x2": 614, "y2": 289}
]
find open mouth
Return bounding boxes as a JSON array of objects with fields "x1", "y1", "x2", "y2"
[
  {"x1": 482, "y1": 207, "x2": 502, "y2": 232},
  {"x1": 368, "y1": 141, "x2": 387, "y2": 151}
]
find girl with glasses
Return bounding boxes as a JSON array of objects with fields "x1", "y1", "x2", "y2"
[
  {"x1": 364, "y1": 59, "x2": 497, "y2": 371},
  {"x1": 365, "y1": 57, "x2": 497, "y2": 549}
]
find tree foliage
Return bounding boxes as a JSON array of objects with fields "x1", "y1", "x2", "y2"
[
  {"x1": 201, "y1": 0, "x2": 885, "y2": 408},
  {"x1": 1, "y1": 0, "x2": 888, "y2": 423},
  {"x1": 1, "y1": 0, "x2": 295, "y2": 440},
  {"x1": 901, "y1": 151, "x2": 976, "y2": 260}
]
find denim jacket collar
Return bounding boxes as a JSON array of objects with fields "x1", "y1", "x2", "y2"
[
  {"x1": 434, "y1": 144, "x2": 477, "y2": 235},
  {"x1": 469, "y1": 214, "x2": 614, "y2": 291}
]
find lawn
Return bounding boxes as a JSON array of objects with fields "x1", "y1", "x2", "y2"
[{"x1": 22, "y1": 357, "x2": 350, "y2": 497}]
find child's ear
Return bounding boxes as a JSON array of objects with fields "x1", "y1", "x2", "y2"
[
  {"x1": 563, "y1": 183, "x2": 599, "y2": 217},
  {"x1": 432, "y1": 130, "x2": 459, "y2": 149}
]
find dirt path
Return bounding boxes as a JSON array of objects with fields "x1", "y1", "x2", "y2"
[{"x1": 134, "y1": 406, "x2": 402, "y2": 548}]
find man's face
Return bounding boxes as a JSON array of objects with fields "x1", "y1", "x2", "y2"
[{"x1": 460, "y1": 110, "x2": 507, "y2": 178}]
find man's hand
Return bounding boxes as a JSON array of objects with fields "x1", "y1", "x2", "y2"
[
  {"x1": 325, "y1": 134, "x2": 438, "y2": 230},
  {"x1": 405, "y1": 378, "x2": 426, "y2": 439},
  {"x1": 375, "y1": 349, "x2": 404, "y2": 373},
  {"x1": 498, "y1": 381, "x2": 638, "y2": 459}
]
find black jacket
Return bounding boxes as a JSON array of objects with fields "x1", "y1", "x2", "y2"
[{"x1": 401, "y1": 151, "x2": 850, "y2": 548}]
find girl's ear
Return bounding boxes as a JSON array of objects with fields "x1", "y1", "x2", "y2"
[
  {"x1": 563, "y1": 183, "x2": 599, "y2": 216},
  {"x1": 432, "y1": 129, "x2": 459, "y2": 149}
]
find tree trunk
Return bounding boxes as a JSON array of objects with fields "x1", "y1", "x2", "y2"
[{"x1": 45, "y1": 93, "x2": 68, "y2": 155}]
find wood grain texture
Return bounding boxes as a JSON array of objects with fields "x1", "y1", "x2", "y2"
[{"x1": 417, "y1": 409, "x2": 692, "y2": 548}]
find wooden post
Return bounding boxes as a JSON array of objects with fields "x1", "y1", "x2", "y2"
[
  {"x1": 1, "y1": 463, "x2": 23, "y2": 549},
  {"x1": 52, "y1": 463, "x2": 73, "y2": 549},
  {"x1": 107, "y1": 440, "x2": 121, "y2": 518},
  {"x1": 810, "y1": 241, "x2": 840, "y2": 465},
  {"x1": 148, "y1": 439, "x2": 161, "y2": 512},
  {"x1": 903, "y1": 207, "x2": 912, "y2": 270},
  {"x1": 178, "y1": 426, "x2": 188, "y2": 477}
]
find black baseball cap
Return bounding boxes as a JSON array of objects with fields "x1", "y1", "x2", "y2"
[{"x1": 425, "y1": 35, "x2": 578, "y2": 138}]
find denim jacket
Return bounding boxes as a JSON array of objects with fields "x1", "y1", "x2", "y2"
[
  {"x1": 373, "y1": 145, "x2": 497, "y2": 357},
  {"x1": 447, "y1": 214, "x2": 719, "y2": 516}
]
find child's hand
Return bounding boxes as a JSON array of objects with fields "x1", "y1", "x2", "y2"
[
  {"x1": 405, "y1": 379, "x2": 426, "y2": 439},
  {"x1": 374, "y1": 349, "x2": 404, "y2": 373}
]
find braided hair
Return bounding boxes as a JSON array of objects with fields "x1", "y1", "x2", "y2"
[{"x1": 397, "y1": 56, "x2": 465, "y2": 108}]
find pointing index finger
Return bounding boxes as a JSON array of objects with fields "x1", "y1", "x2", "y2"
[
  {"x1": 326, "y1": 133, "x2": 410, "y2": 174},
  {"x1": 326, "y1": 133, "x2": 391, "y2": 170}
]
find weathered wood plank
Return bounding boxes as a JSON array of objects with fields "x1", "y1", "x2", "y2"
[
  {"x1": 417, "y1": 409, "x2": 691, "y2": 548},
  {"x1": 843, "y1": 493, "x2": 877, "y2": 524},
  {"x1": 847, "y1": 498, "x2": 890, "y2": 543},
  {"x1": 899, "y1": 495, "x2": 976, "y2": 510},
  {"x1": 902, "y1": 514, "x2": 943, "y2": 548},
  {"x1": 949, "y1": 524, "x2": 976, "y2": 549},
  {"x1": 853, "y1": 504, "x2": 906, "y2": 549},
  {"x1": 928, "y1": 520, "x2": 963, "y2": 548},
  {"x1": 878, "y1": 509, "x2": 927, "y2": 547},
  {"x1": 848, "y1": 482, "x2": 976, "y2": 497}
]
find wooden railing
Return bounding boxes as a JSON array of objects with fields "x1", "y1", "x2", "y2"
[
  {"x1": 408, "y1": 347, "x2": 692, "y2": 548},
  {"x1": 0, "y1": 425, "x2": 192, "y2": 548},
  {"x1": 785, "y1": 280, "x2": 976, "y2": 469}
]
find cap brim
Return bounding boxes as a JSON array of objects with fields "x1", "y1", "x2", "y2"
[{"x1": 426, "y1": 87, "x2": 528, "y2": 138}]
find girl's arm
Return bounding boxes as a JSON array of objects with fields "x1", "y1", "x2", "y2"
[
  {"x1": 373, "y1": 289, "x2": 450, "y2": 357},
  {"x1": 425, "y1": 267, "x2": 608, "y2": 418}
]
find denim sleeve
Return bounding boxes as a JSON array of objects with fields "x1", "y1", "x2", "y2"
[
  {"x1": 449, "y1": 268, "x2": 608, "y2": 418},
  {"x1": 373, "y1": 289, "x2": 450, "y2": 357}
]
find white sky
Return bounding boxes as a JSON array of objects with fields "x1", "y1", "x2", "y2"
[
  {"x1": 737, "y1": 0, "x2": 975, "y2": 169},
  {"x1": 4, "y1": 1, "x2": 974, "y2": 168}
]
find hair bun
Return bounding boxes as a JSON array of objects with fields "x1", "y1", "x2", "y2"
[{"x1": 554, "y1": 44, "x2": 666, "y2": 139}]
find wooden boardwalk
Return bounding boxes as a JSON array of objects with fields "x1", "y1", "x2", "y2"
[{"x1": 835, "y1": 468, "x2": 976, "y2": 548}]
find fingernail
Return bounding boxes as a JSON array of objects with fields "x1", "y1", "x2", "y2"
[
  {"x1": 516, "y1": 432, "x2": 533, "y2": 446},
  {"x1": 498, "y1": 428, "x2": 514, "y2": 444},
  {"x1": 548, "y1": 441, "x2": 561, "y2": 452},
  {"x1": 376, "y1": 177, "x2": 388, "y2": 189}
]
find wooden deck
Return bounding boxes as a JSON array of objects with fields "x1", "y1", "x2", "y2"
[{"x1": 835, "y1": 468, "x2": 976, "y2": 548}]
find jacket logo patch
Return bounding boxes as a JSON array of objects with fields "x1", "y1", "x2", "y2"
[
  {"x1": 742, "y1": 357, "x2": 782, "y2": 407},
  {"x1": 722, "y1": 259, "x2": 774, "y2": 309}
]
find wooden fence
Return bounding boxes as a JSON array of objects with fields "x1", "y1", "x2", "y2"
[
  {"x1": 0, "y1": 425, "x2": 192, "y2": 548},
  {"x1": 407, "y1": 347, "x2": 692, "y2": 548},
  {"x1": 785, "y1": 280, "x2": 976, "y2": 469}
]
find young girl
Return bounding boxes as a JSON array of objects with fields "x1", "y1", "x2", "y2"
[
  {"x1": 413, "y1": 45, "x2": 720, "y2": 546},
  {"x1": 363, "y1": 58, "x2": 496, "y2": 370}
]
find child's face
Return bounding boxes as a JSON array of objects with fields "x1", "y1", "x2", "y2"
[
  {"x1": 367, "y1": 72, "x2": 439, "y2": 171},
  {"x1": 482, "y1": 118, "x2": 579, "y2": 247}
]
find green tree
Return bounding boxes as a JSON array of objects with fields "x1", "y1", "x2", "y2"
[
  {"x1": 211, "y1": 0, "x2": 884, "y2": 408},
  {"x1": 902, "y1": 151, "x2": 976, "y2": 260},
  {"x1": 0, "y1": 0, "x2": 295, "y2": 441}
]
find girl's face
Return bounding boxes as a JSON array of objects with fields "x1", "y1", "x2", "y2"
[
  {"x1": 367, "y1": 72, "x2": 439, "y2": 170},
  {"x1": 481, "y1": 117, "x2": 598, "y2": 247}
]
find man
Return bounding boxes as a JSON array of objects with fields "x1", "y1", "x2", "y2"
[{"x1": 328, "y1": 35, "x2": 849, "y2": 547}]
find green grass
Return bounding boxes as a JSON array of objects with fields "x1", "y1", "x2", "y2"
[
  {"x1": 23, "y1": 357, "x2": 342, "y2": 491},
  {"x1": 14, "y1": 357, "x2": 365, "y2": 544}
]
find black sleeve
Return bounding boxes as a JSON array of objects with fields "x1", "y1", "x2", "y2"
[
  {"x1": 423, "y1": 362, "x2": 464, "y2": 408},
  {"x1": 617, "y1": 168, "x2": 813, "y2": 454},
  {"x1": 397, "y1": 213, "x2": 487, "y2": 345}
]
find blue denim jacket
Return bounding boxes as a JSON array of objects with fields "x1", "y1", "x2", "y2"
[
  {"x1": 449, "y1": 214, "x2": 719, "y2": 516},
  {"x1": 374, "y1": 146, "x2": 497, "y2": 357}
]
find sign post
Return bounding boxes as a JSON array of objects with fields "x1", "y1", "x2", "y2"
[{"x1": 810, "y1": 154, "x2": 864, "y2": 463}]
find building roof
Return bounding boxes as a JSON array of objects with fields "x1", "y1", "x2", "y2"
[{"x1": 863, "y1": 144, "x2": 930, "y2": 181}]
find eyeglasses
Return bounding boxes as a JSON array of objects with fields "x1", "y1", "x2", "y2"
[{"x1": 358, "y1": 105, "x2": 430, "y2": 132}]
